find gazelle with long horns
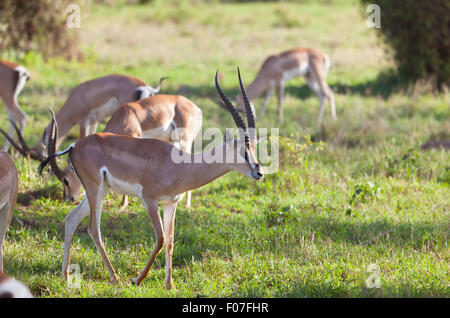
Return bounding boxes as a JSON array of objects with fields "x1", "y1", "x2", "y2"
[
  {"x1": 46, "y1": 94, "x2": 203, "y2": 209},
  {"x1": 0, "y1": 74, "x2": 166, "y2": 161},
  {"x1": 235, "y1": 48, "x2": 336, "y2": 124},
  {"x1": 39, "y1": 69, "x2": 264, "y2": 289},
  {"x1": 0, "y1": 61, "x2": 30, "y2": 152},
  {"x1": 0, "y1": 151, "x2": 19, "y2": 273}
]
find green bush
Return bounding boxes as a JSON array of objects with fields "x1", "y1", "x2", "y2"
[{"x1": 361, "y1": 0, "x2": 450, "y2": 90}]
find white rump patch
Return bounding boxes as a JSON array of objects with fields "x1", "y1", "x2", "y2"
[
  {"x1": 0, "y1": 278, "x2": 33, "y2": 298},
  {"x1": 282, "y1": 62, "x2": 309, "y2": 81},
  {"x1": 13, "y1": 65, "x2": 29, "y2": 77},
  {"x1": 13, "y1": 66, "x2": 29, "y2": 100},
  {"x1": 136, "y1": 85, "x2": 157, "y2": 99},
  {"x1": 100, "y1": 166, "x2": 143, "y2": 197}
]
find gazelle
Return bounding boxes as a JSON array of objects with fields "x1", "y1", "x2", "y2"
[
  {"x1": 46, "y1": 94, "x2": 203, "y2": 209},
  {"x1": 0, "y1": 61, "x2": 30, "y2": 152},
  {"x1": 38, "y1": 69, "x2": 264, "y2": 289},
  {"x1": 235, "y1": 48, "x2": 336, "y2": 124},
  {"x1": 0, "y1": 74, "x2": 165, "y2": 160},
  {"x1": 0, "y1": 273, "x2": 33, "y2": 298},
  {"x1": 0, "y1": 151, "x2": 18, "y2": 273}
]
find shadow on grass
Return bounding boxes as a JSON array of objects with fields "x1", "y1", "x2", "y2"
[
  {"x1": 6, "y1": 199, "x2": 447, "y2": 297},
  {"x1": 175, "y1": 69, "x2": 405, "y2": 103},
  {"x1": 285, "y1": 69, "x2": 405, "y2": 100},
  {"x1": 17, "y1": 184, "x2": 61, "y2": 207}
]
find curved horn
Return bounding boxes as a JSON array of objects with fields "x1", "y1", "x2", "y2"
[
  {"x1": 215, "y1": 70, "x2": 248, "y2": 139},
  {"x1": 47, "y1": 107, "x2": 65, "y2": 181},
  {"x1": 0, "y1": 120, "x2": 43, "y2": 161},
  {"x1": 237, "y1": 67, "x2": 256, "y2": 141}
]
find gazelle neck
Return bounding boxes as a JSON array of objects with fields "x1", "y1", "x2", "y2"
[
  {"x1": 175, "y1": 143, "x2": 234, "y2": 192},
  {"x1": 245, "y1": 72, "x2": 269, "y2": 101}
]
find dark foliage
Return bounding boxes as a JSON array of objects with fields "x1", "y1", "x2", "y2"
[
  {"x1": 0, "y1": 0, "x2": 81, "y2": 59},
  {"x1": 361, "y1": 0, "x2": 450, "y2": 90}
]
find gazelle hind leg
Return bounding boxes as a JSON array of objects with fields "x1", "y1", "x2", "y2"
[
  {"x1": 62, "y1": 196, "x2": 89, "y2": 280},
  {"x1": 163, "y1": 202, "x2": 177, "y2": 290},
  {"x1": 305, "y1": 74, "x2": 325, "y2": 126},
  {"x1": 119, "y1": 195, "x2": 128, "y2": 212},
  {"x1": 85, "y1": 181, "x2": 118, "y2": 283},
  {"x1": 317, "y1": 95, "x2": 326, "y2": 126},
  {"x1": 0, "y1": 202, "x2": 11, "y2": 272},
  {"x1": 131, "y1": 197, "x2": 164, "y2": 286},
  {"x1": 326, "y1": 86, "x2": 337, "y2": 121}
]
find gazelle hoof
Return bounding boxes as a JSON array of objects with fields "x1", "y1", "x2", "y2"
[
  {"x1": 131, "y1": 277, "x2": 141, "y2": 286},
  {"x1": 110, "y1": 276, "x2": 119, "y2": 285},
  {"x1": 165, "y1": 282, "x2": 177, "y2": 291}
]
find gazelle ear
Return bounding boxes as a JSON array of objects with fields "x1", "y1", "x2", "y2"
[{"x1": 256, "y1": 136, "x2": 267, "y2": 144}]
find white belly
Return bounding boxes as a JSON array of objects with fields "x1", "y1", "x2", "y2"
[
  {"x1": 158, "y1": 192, "x2": 185, "y2": 204},
  {"x1": 282, "y1": 62, "x2": 309, "y2": 81},
  {"x1": 88, "y1": 97, "x2": 120, "y2": 123},
  {"x1": 100, "y1": 166, "x2": 143, "y2": 196},
  {"x1": 141, "y1": 121, "x2": 176, "y2": 141}
]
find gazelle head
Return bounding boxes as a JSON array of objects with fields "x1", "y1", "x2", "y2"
[
  {"x1": 0, "y1": 121, "x2": 46, "y2": 161},
  {"x1": 0, "y1": 112, "x2": 83, "y2": 202},
  {"x1": 45, "y1": 109, "x2": 83, "y2": 202},
  {"x1": 215, "y1": 68, "x2": 264, "y2": 181}
]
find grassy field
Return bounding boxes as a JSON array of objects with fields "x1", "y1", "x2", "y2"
[{"x1": 0, "y1": 0, "x2": 449, "y2": 297}]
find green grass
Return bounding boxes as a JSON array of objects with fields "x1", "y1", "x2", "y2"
[{"x1": 0, "y1": 0, "x2": 449, "y2": 298}]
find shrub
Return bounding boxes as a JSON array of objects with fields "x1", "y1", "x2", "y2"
[
  {"x1": 0, "y1": 0, "x2": 81, "y2": 59},
  {"x1": 361, "y1": 0, "x2": 450, "y2": 90}
]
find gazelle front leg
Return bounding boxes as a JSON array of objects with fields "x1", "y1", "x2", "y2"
[
  {"x1": 85, "y1": 182, "x2": 119, "y2": 284},
  {"x1": 276, "y1": 81, "x2": 285, "y2": 123},
  {"x1": 79, "y1": 122, "x2": 89, "y2": 140},
  {"x1": 131, "y1": 197, "x2": 165, "y2": 286},
  {"x1": 88, "y1": 122, "x2": 99, "y2": 135},
  {"x1": 163, "y1": 202, "x2": 178, "y2": 290},
  {"x1": 0, "y1": 202, "x2": 11, "y2": 272},
  {"x1": 258, "y1": 84, "x2": 274, "y2": 120}
]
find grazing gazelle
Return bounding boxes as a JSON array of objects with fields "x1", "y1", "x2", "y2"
[
  {"x1": 0, "y1": 74, "x2": 166, "y2": 160},
  {"x1": 0, "y1": 151, "x2": 18, "y2": 273},
  {"x1": 0, "y1": 61, "x2": 30, "y2": 152},
  {"x1": 46, "y1": 94, "x2": 203, "y2": 209},
  {"x1": 39, "y1": 69, "x2": 264, "y2": 289},
  {"x1": 235, "y1": 48, "x2": 336, "y2": 124}
]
